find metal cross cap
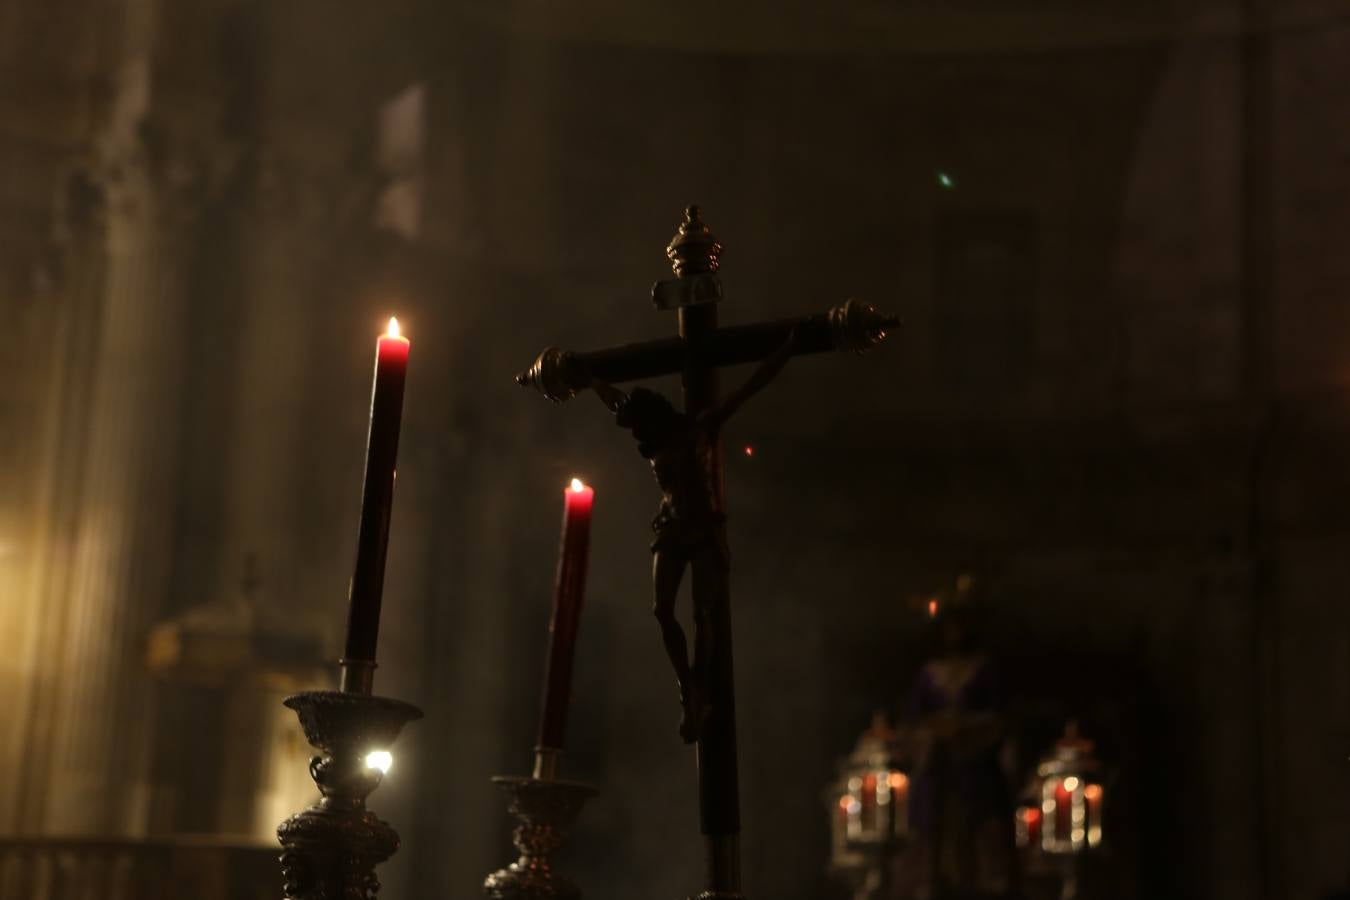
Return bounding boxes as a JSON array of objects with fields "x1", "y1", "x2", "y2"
[{"x1": 514, "y1": 205, "x2": 898, "y2": 900}]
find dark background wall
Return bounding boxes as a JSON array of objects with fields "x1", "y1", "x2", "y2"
[{"x1": 1, "y1": 1, "x2": 1347, "y2": 899}]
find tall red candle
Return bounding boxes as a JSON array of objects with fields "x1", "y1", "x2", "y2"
[
  {"x1": 1054, "y1": 779, "x2": 1073, "y2": 842},
  {"x1": 536, "y1": 478, "x2": 594, "y2": 761},
  {"x1": 340, "y1": 317, "x2": 410, "y2": 694}
]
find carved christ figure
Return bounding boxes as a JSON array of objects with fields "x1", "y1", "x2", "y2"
[{"x1": 585, "y1": 333, "x2": 797, "y2": 743}]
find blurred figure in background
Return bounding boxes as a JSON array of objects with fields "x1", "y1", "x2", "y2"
[{"x1": 893, "y1": 582, "x2": 1014, "y2": 900}]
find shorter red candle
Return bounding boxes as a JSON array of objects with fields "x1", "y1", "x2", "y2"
[
  {"x1": 1021, "y1": 807, "x2": 1042, "y2": 848},
  {"x1": 536, "y1": 478, "x2": 595, "y2": 754}
]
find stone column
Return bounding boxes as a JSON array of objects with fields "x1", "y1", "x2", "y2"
[
  {"x1": 41, "y1": 16, "x2": 199, "y2": 834},
  {"x1": 5, "y1": 168, "x2": 110, "y2": 832}
]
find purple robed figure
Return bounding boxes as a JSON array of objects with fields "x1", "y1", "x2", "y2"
[{"x1": 894, "y1": 606, "x2": 1013, "y2": 900}]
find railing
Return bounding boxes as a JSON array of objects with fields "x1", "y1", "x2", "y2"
[{"x1": 0, "y1": 836, "x2": 278, "y2": 900}]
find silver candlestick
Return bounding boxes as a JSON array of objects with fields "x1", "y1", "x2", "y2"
[{"x1": 483, "y1": 766, "x2": 597, "y2": 900}]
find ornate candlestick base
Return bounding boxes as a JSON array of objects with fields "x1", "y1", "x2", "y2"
[
  {"x1": 277, "y1": 690, "x2": 423, "y2": 900},
  {"x1": 483, "y1": 775, "x2": 598, "y2": 899}
]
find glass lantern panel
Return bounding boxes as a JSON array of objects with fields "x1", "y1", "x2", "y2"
[
  {"x1": 888, "y1": 770, "x2": 909, "y2": 838},
  {"x1": 1085, "y1": 783, "x2": 1103, "y2": 848},
  {"x1": 1040, "y1": 775, "x2": 1087, "y2": 853},
  {"x1": 845, "y1": 777, "x2": 864, "y2": 839}
]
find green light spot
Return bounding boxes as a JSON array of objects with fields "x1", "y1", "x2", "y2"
[{"x1": 937, "y1": 171, "x2": 955, "y2": 189}]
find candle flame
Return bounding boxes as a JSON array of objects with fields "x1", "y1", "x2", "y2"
[
  {"x1": 927, "y1": 598, "x2": 939, "y2": 618},
  {"x1": 386, "y1": 317, "x2": 401, "y2": 338},
  {"x1": 570, "y1": 478, "x2": 585, "y2": 492}
]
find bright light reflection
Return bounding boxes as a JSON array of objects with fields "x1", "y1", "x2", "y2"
[
  {"x1": 570, "y1": 478, "x2": 585, "y2": 492},
  {"x1": 365, "y1": 750, "x2": 393, "y2": 773}
]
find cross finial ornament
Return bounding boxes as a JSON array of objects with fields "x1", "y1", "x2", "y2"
[
  {"x1": 516, "y1": 206, "x2": 897, "y2": 900},
  {"x1": 666, "y1": 205, "x2": 721, "y2": 276},
  {"x1": 654, "y1": 205, "x2": 724, "y2": 311}
]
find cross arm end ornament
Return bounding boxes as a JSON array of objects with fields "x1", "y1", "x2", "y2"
[{"x1": 514, "y1": 298, "x2": 900, "y2": 402}]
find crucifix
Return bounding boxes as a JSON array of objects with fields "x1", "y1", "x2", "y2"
[{"x1": 515, "y1": 206, "x2": 898, "y2": 899}]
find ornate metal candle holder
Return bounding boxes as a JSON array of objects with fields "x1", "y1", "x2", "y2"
[
  {"x1": 483, "y1": 770, "x2": 598, "y2": 900},
  {"x1": 277, "y1": 690, "x2": 423, "y2": 900}
]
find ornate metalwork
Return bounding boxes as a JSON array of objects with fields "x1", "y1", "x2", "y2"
[
  {"x1": 515, "y1": 347, "x2": 586, "y2": 403},
  {"x1": 654, "y1": 205, "x2": 724, "y2": 310},
  {"x1": 483, "y1": 775, "x2": 597, "y2": 900},
  {"x1": 665, "y1": 204, "x2": 722, "y2": 277},
  {"x1": 277, "y1": 691, "x2": 422, "y2": 900},
  {"x1": 828, "y1": 298, "x2": 896, "y2": 354}
]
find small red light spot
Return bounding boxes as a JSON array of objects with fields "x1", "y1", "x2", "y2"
[{"x1": 744, "y1": 446, "x2": 754, "y2": 457}]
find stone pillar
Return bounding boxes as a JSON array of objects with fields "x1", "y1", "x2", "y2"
[
  {"x1": 41, "y1": 13, "x2": 198, "y2": 833},
  {"x1": 5, "y1": 168, "x2": 110, "y2": 833}
]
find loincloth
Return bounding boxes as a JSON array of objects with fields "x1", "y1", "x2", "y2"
[{"x1": 650, "y1": 504, "x2": 729, "y2": 561}]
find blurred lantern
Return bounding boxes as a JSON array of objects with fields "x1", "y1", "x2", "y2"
[
  {"x1": 1016, "y1": 722, "x2": 1106, "y2": 900},
  {"x1": 826, "y1": 711, "x2": 910, "y2": 900},
  {"x1": 1023, "y1": 722, "x2": 1104, "y2": 853}
]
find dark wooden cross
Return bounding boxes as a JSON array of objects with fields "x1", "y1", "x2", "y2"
[{"x1": 515, "y1": 206, "x2": 898, "y2": 900}]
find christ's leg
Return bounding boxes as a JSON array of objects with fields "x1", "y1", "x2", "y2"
[{"x1": 652, "y1": 547, "x2": 698, "y2": 740}]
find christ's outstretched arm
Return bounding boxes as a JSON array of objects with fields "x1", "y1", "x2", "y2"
[
  {"x1": 702, "y1": 329, "x2": 798, "y2": 429},
  {"x1": 588, "y1": 376, "x2": 628, "y2": 413}
]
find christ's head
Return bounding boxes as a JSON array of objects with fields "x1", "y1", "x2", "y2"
[{"x1": 616, "y1": 388, "x2": 686, "y2": 457}]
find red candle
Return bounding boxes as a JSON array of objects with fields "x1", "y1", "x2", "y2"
[
  {"x1": 340, "y1": 317, "x2": 410, "y2": 694},
  {"x1": 1020, "y1": 807, "x2": 1042, "y2": 849},
  {"x1": 861, "y1": 772, "x2": 878, "y2": 831},
  {"x1": 1054, "y1": 779, "x2": 1073, "y2": 842},
  {"x1": 536, "y1": 478, "x2": 595, "y2": 759}
]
